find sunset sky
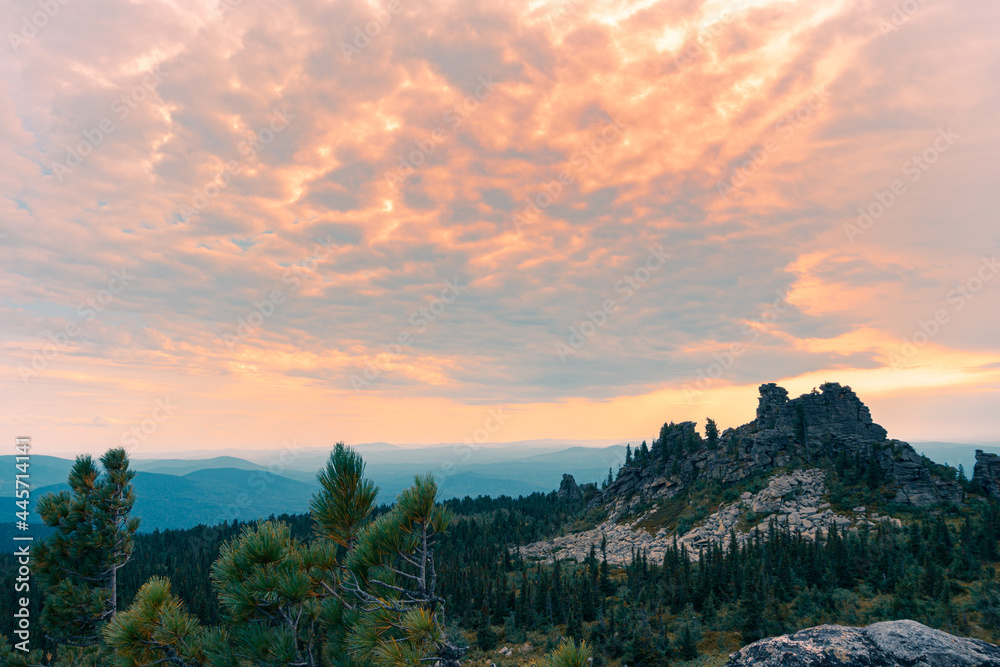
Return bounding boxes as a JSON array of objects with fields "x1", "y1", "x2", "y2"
[{"x1": 2, "y1": 0, "x2": 998, "y2": 458}]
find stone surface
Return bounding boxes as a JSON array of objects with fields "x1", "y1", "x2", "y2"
[{"x1": 724, "y1": 619, "x2": 1000, "y2": 667}]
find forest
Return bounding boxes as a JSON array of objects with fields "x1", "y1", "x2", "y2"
[{"x1": 4, "y1": 441, "x2": 1000, "y2": 666}]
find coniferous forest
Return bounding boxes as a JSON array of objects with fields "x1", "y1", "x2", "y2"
[{"x1": 4, "y1": 438, "x2": 1000, "y2": 666}]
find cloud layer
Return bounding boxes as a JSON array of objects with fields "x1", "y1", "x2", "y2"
[{"x1": 2, "y1": 0, "x2": 998, "y2": 455}]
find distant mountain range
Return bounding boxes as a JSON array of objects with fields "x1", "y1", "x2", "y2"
[
  {"x1": 1, "y1": 441, "x2": 629, "y2": 534},
  {"x1": 6, "y1": 438, "x2": 992, "y2": 537}
]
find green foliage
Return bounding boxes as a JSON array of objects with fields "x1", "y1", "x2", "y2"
[
  {"x1": 705, "y1": 418, "x2": 719, "y2": 450},
  {"x1": 13, "y1": 442, "x2": 1000, "y2": 667},
  {"x1": 540, "y1": 637, "x2": 592, "y2": 667},
  {"x1": 104, "y1": 577, "x2": 210, "y2": 666},
  {"x1": 8, "y1": 444, "x2": 463, "y2": 667},
  {"x1": 310, "y1": 442, "x2": 379, "y2": 550},
  {"x1": 340, "y1": 473, "x2": 460, "y2": 666},
  {"x1": 210, "y1": 520, "x2": 329, "y2": 666},
  {"x1": 34, "y1": 447, "x2": 140, "y2": 647}
]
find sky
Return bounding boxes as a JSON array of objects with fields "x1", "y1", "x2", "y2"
[{"x1": 2, "y1": 0, "x2": 998, "y2": 458}]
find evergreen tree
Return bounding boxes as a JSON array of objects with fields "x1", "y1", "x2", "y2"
[
  {"x1": 104, "y1": 577, "x2": 213, "y2": 666},
  {"x1": 208, "y1": 520, "x2": 329, "y2": 666},
  {"x1": 678, "y1": 622, "x2": 698, "y2": 660},
  {"x1": 705, "y1": 418, "x2": 719, "y2": 450},
  {"x1": 34, "y1": 448, "x2": 140, "y2": 648},
  {"x1": 338, "y1": 472, "x2": 464, "y2": 665}
]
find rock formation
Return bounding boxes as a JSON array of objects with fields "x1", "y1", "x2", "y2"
[
  {"x1": 556, "y1": 474, "x2": 583, "y2": 500},
  {"x1": 975, "y1": 450, "x2": 1000, "y2": 499},
  {"x1": 519, "y1": 382, "x2": 969, "y2": 566},
  {"x1": 592, "y1": 382, "x2": 962, "y2": 510},
  {"x1": 724, "y1": 619, "x2": 1000, "y2": 667}
]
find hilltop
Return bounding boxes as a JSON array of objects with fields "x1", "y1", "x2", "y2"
[{"x1": 521, "y1": 382, "x2": 985, "y2": 563}]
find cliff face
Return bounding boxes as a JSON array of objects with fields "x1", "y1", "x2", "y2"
[{"x1": 593, "y1": 382, "x2": 963, "y2": 510}]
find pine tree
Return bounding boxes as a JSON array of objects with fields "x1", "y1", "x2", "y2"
[
  {"x1": 338, "y1": 472, "x2": 464, "y2": 666},
  {"x1": 104, "y1": 577, "x2": 213, "y2": 666},
  {"x1": 106, "y1": 443, "x2": 464, "y2": 667},
  {"x1": 678, "y1": 621, "x2": 699, "y2": 659},
  {"x1": 34, "y1": 447, "x2": 140, "y2": 648},
  {"x1": 208, "y1": 520, "x2": 330, "y2": 666},
  {"x1": 706, "y1": 418, "x2": 719, "y2": 449}
]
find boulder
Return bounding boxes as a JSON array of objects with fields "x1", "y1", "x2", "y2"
[{"x1": 724, "y1": 620, "x2": 1000, "y2": 667}]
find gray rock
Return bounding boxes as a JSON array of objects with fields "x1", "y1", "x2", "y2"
[
  {"x1": 724, "y1": 619, "x2": 1000, "y2": 667},
  {"x1": 975, "y1": 450, "x2": 1000, "y2": 499},
  {"x1": 557, "y1": 474, "x2": 583, "y2": 500}
]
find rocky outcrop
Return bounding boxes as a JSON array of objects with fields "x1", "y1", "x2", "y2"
[
  {"x1": 757, "y1": 381, "x2": 888, "y2": 451},
  {"x1": 589, "y1": 382, "x2": 962, "y2": 510},
  {"x1": 557, "y1": 474, "x2": 583, "y2": 501},
  {"x1": 724, "y1": 619, "x2": 1000, "y2": 667},
  {"x1": 975, "y1": 451, "x2": 1000, "y2": 499}
]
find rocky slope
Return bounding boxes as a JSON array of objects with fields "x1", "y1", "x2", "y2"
[
  {"x1": 724, "y1": 619, "x2": 1000, "y2": 667},
  {"x1": 519, "y1": 468, "x2": 902, "y2": 563}
]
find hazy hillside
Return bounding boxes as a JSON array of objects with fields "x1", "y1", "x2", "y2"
[
  {"x1": 2, "y1": 443, "x2": 628, "y2": 533},
  {"x1": 20, "y1": 468, "x2": 316, "y2": 532}
]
